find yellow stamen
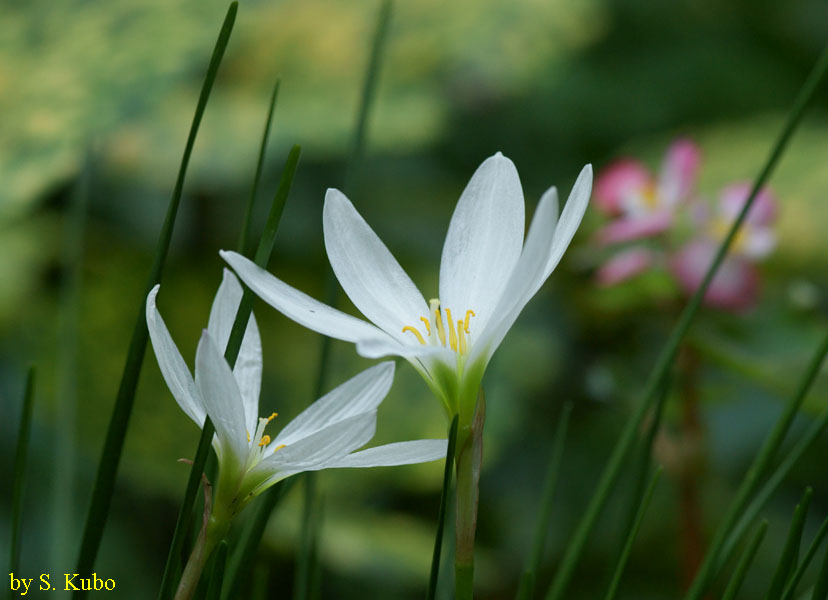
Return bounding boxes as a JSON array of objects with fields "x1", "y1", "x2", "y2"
[
  {"x1": 419, "y1": 316, "x2": 431, "y2": 336},
  {"x1": 273, "y1": 444, "x2": 286, "y2": 452},
  {"x1": 445, "y1": 308, "x2": 458, "y2": 351},
  {"x1": 402, "y1": 326, "x2": 426, "y2": 345},
  {"x1": 267, "y1": 412, "x2": 278, "y2": 422},
  {"x1": 431, "y1": 299, "x2": 446, "y2": 346},
  {"x1": 247, "y1": 431, "x2": 250, "y2": 443},
  {"x1": 464, "y1": 310, "x2": 475, "y2": 334},
  {"x1": 258, "y1": 435, "x2": 271, "y2": 447},
  {"x1": 458, "y1": 321, "x2": 467, "y2": 354}
]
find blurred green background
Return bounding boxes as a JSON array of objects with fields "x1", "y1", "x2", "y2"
[{"x1": 2, "y1": 0, "x2": 828, "y2": 597}]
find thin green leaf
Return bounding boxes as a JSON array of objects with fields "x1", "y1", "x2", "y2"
[
  {"x1": 293, "y1": 2, "x2": 393, "y2": 597},
  {"x1": 516, "y1": 403, "x2": 573, "y2": 600},
  {"x1": 427, "y1": 414, "x2": 460, "y2": 600},
  {"x1": 158, "y1": 145, "x2": 301, "y2": 600},
  {"x1": 768, "y1": 488, "x2": 814, "y2": 600},
  {"x1": 603, "y1": 467, "x2": 662, "y2": 600},
  {"x1": 546, "y1": 41, "x2": 828, "y2": 600},
  {"x1": 695, "y1": 331, "x2": 828, "y2": 595},
  {"x1": 9, "y1": 366, "x2": 35, "y2": 597},
  {"x1": 221, "y1": 479, "x2": 295, "y2": 600},
  {"x1": 720, "y1": 520, "x2": 768, "y2": 600},
  {"x1": 205, "y1": 541, "x2": 228, "y2": 600},
  {"x1": 74, "y1": 5, "x2": 239, "y2": 594},
  {"x1": 237, "y1": 78, "x2": 281, "y2": 256},
  {"x1": 812, "y1": 539, "x2": 828, "y2": 600},
  {"x1": 783, "y1": 513, "x2": 828, "y2": 600}
]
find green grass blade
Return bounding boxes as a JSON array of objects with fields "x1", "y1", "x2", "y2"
[
  {"x1": 768, "y1": 488, "x2": 814, "y2": 600},
  {"x1": 293, "y1": 3, "x2": 393, "y2": 597},
  {"x1": 603, "y1": 467, "x2": 662, "y2": 600},
  {"x1": 427, "y1": 414, "x2": 460, "y2": 600},
  {"x1": 9, "y1": 366, "x2": 35, "y2": 596},
  {"x1": 783, "y1": 513, "x2": 828, "y2": 600},
  {"x1": 221, "y1": 479, "x2": 295, "y2": 600},
  {"x1": 237, "y1": 78, "x2": 281, "y2": 256},
  {"x1": 516, "y1": 403, "x2": 573, "y2": 600},
  {"x1": 546, "y1": 41, "x2": 828, "y2": 600},
  {"x1": 812, "y1": 540, "x2": 828, "y2": 600},
  {"x1": 158, "y1": 145, "x2": 301, "y2": 600},
  {"x1": 721, "y1": 520, "x2": 768, "y2": 600},
  {"x1": 74, "y1": 4, "x2": 239, "y2": 592},
  {"x1": 692, "y1": 331, "x2": 828, "y2": 597},
  {"x1": 205, "y1": 541, "x2": 228, "y2": 600}
]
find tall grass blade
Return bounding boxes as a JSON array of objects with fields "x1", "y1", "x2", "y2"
[
  {"x1": 721, "y1": 520, "x2": 768, "y2": 600},
  {"x1": 427, "y1": 415, "x2": 459, "y2": 600},
  {"x1": 812, "y1": 538, "x2": 828, "y2": 600},
  {"x1": 783, "y1": 513, "x2": 828, "y2": 600},
  {"x1": 603, "y1": 467, "x2": 662, "y2": 600},
  {"x1": 516, "y1": 403, "x2": 573, "y2": 600},
  {"x1": 205, "y1": 541, "x2": 228, "y2": 600},
  {"x1": 74, "y1": 5, "x2": 239, "y2": 593},
  {"x1": 158, "y1": 145, "x2": 301, "y2": 600},
  {"x1": 9, "y1": 366, "x2": 35, "y2": 598},
  {"x1": 768, "y1": 488, "x2": 814, "y2": 600},
  {"x1": 691, "y1": 331, "x2": 828, "y2": 597},
  {"x1": 546, "y1": 42, "x2": 828, "y2": 600},
  {"x1": 293, "y1": 2, "x2": 393, "y2": 597},
  {"x1": 238, "y1": 78, "x2": 281, "y2": 256}
]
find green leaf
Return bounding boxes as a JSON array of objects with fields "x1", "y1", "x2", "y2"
[
  {"x1": 782, "y1": 513, "x2": 828, "y2": 600},
  {"x1": 768, "y1": 488, "x2": 814, "y2": 600},
  {"x1": 9, "y1": 366, "x2": 36, "y2": 593},
  {"x1": 721, "y1": 520, "x2": 768, "y2": 600}
]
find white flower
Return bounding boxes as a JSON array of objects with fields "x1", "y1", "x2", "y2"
[
  {"x1": 146, "y1": 270, "x2": 447, "y2": 520},
  {"x1": 220, "y1": 153, "x2": 592, "y2": 424}
]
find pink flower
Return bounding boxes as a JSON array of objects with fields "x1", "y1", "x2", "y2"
[
  {"x1": 670, "y1": 239, "x2": 759, "y2": 311},
  {"x1": 710, "y1": 182, "x2": 777, "y2": 260},
  {"x1": 596, "y1": 247, "x2": 656, "y2": 286}
]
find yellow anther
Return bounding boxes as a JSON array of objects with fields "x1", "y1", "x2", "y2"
[
  {"x1": 445, "y1": 308, "x2": 458, "y2": 351},
  {"x1": 273, "y1": 444, "x2": 286, "y2": 452},
  {"x1": 431, "y1": 299, "x2": 446, "y2": 346},
  {"x1": 258, "y1": 435, "x2": 271, "y2": 447},
  {"x1": 419, "y1": 316, "x2": 431, "y2": 336},
  {"x1": 267, "y1": 412, "x2": 278, "y2": 422},
  {"x1": 402, "y1": 326, "x2": 426, "y2": 345},
  {"x1": 458, "y1": 321, "x2": 467, "y2": 355},
  {"x1": 464, "y1": 310, "x2": 475, "y2": 334},
  {"x1": 247, "y1": 431, "x2": 251, "y2": 443}
]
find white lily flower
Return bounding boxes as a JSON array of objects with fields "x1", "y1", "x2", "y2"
[
  {"x1": 145, "y1": 269, "x2": 447, "y2": 522},
  {"x1": 221, "y1": 153, "x2": 592, "y2": 425}
]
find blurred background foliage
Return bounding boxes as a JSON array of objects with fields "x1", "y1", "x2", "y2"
[{"x1": 2, "y1": 0, "x2": 828, "y2": 597}]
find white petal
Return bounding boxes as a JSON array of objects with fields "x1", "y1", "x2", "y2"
[
  {"x1": 145, "y1": 285, "x2": 205, "y2": 427},
  {"x1": 255, "y1": 412, "x2": 377, "y2": 473},
  {"x1": 325, "y1": 439, "x2": 448, "y2": 468},
  {"x1": 355, "y1": 337, "x2": 449, "y2": 360},
  {"x1": 273, "y1": 363, "x2": 393, "y2": 448},
  {"x1": 323, "y1": 189, "x2": 429, "y2": 340},
  {"x1": 468, "y1": 186, "x2": 561, "y2": 365},
  {"x1": 540, "y1": 164, "x2": 592, "y2": 285},
  {"x1": 194, "y1": 330, "x2": 248, "y2": 469},
  {"x1": 208, "y1": 269, "x2": 261, "y2": 433},
  {"x1": 439, "y1": 152, "x2": 525, "y2": 334},
  {"x1": 220, "y1": 250, "x2": 387, "y2": 343}
]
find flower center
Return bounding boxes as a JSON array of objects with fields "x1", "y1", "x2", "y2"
[
  {"x1": 402, "y1": 299, "x2": 475, "y2": 354},
  {"x1": 247, "y1": 412, "x2": 287, "y2": 457}
]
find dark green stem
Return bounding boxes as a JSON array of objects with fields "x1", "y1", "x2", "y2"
[
  {"x1": 455, "y1": 391, "x2": 485, "y2": 600},
  {"x1": 720, "y1": 520, "x2": 767, "y2": 600},
  {"x1": 9, "y1": 367, "x2": 36, "y2": 600},
  {"x1": 427, "y1": 415, "x2": 459, "y2": 600}
]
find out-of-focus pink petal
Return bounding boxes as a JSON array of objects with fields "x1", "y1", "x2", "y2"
[
  {"x1": 658, "y1": 138, "x2": 701, "y2": 206},
  {"x1": 670, "y1": 239, "x2": 759, "y2": 311},
  {"x1": 719, "y1": 182, "x2": 777, "y2": 226},
  {"x1": 596, "y1": 247, "x2": 656, "y2": 286},
  {"x1": 595, "y1": 212, "x2": 673, "y2": 245},
  {"x1": 594, "y1": 160, "x2": 651, "y2": 216}
]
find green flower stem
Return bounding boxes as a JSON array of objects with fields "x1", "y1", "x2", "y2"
[
  {"x1": 158, "y1": 145, "x2": 301, "y2": 600},
  {"x1": 604, "y1": 467, "x2": 662, "y2": 600},
  {"x1": 547, "y1": 40, "x2": 828, "y2": 600},
  {"x1": 9, "y1": 367, "x2": 35, "y2": 600},
  {"x1": 720, "y1": 520, "x2": 768, "y2": 600},
  {"x1": 455, "y1": 390, "x2": 485, "y2": 600},
  {"x1": 427, "y1": 415, "x2": 460, "y2": 600},
  {"x1": 516, "y1": 402, "x2": 573, "y2": 600},
  {"x1": 768, "y1": 488, "x2": 814, "y2": 600},
  {"x1": 688, "y1": 330, "x2": 828, "y2": 598},
  {"x1": 782, "y1": 513, "x2": 828, "y2": 600},
  {"x1": 75, "y1": 5, "x2": 238, "y2": 596},
  {"x1": 206, "y1": 541, "x2": 228, "y2": 600}
]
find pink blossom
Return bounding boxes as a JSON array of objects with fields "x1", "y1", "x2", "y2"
[
  {"x1": 658, "y1": 138, "x2": 701, "y2": 208},
  {"x1": 595, "y1": 212, "x2": 673, "y2": 245},
  {"x1": 594, "y1": 160, "x2": 650, "y2": 216},
  {"x1": 596, "y1": 247, "x2": 656, "y2": 286}
]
